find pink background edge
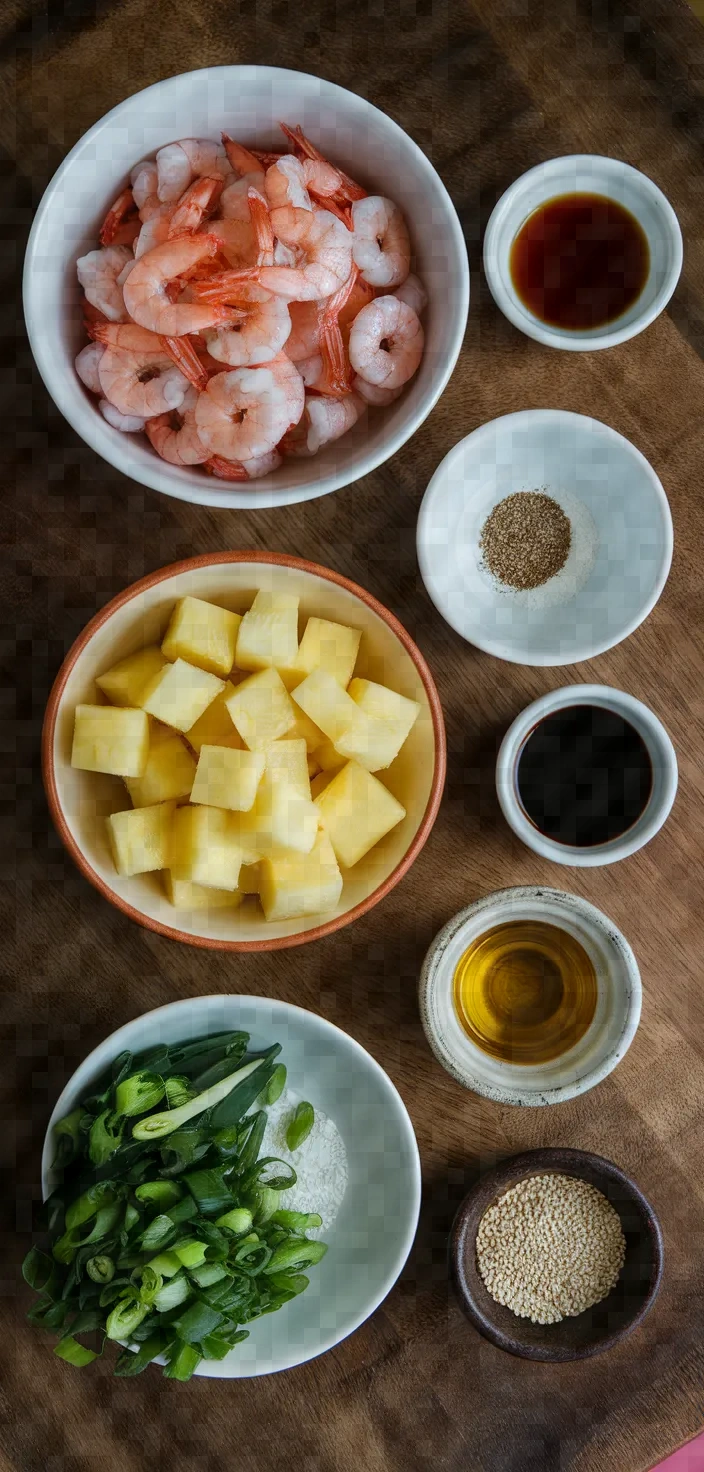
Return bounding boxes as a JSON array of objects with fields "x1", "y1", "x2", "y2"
[{"x1": 656, "y1": 1434, "x2": 704, "y2": 1470}]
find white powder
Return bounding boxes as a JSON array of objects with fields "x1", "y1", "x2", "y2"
[
  {"x1": 258, "y1": 1090, "x2": 348, "y2": 1236},
  {"x1": 477, "y1": 487, "x2": 599, "y2": 610}
]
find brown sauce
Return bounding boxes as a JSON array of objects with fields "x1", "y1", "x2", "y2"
[{"x1": 509, "y1": 193, "x2": 650, "y2": 331}]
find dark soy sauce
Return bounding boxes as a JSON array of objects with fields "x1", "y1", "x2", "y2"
[
  {"x1": 510, "y1": 193, "x2": 650, "y2": 331},
  {"x1": 516, "y1": 705, "x2": 653, "y2": 847}
]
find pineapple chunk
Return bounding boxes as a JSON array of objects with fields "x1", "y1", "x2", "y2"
[
  {"x1": 234, "y1": 772, "x2": 318, "y2": 857},
  {"x1": 190, "y1": 745, "x2": 265, "y2": 812},
  {"x1": 311, "y1": 771, "x2": 335, "y2": 800},
  {"x1": 170, "y1": 805, "x2": 243, "y2": 891},
  {"x1": 285, "y1": 707, "x2": 327, "y2": 753},
  {"x1": 335, "y1": 680, "x2": 421, "y2": 772},
  {"x1": 161, "y1": 596, "x2": 241, "y2": 678},
  {"x1": 314, "y1": 761, "x2": 406, "y2": 867},
  {"x1": 294, "y1": 617, "x2": 361, "y2": 687},
  {"x1": 265, "y1": 739, "x2": 310, "y2": 797},
  {"x1": 260, "y1": 831, "x2": 343, "y2": 922},
  {"x1": 238, "y1": 861, "x2": 261, "y2": 895},
  {"x1": 225, "y1": 668, "x2": 296, "y2": 751},
  {"x1": 96, "y1": 646, "x2": 166, "y2": 707},
  {"x1": 107, "y1": 801, "x2": 175, "y2": 877},
  {"x1": 314, "y1": 738, "x2": 346, "y2": 773},
  {"x1": 71, "y1": 704, "x2": 149, "y2": 778},
  {"x1": 292, "y1": 669, "x2": 360, "y2": 744},
  {"x1": 348, "y1": 678, "x2": 421, "y2": 731},
  {"x1": 125, "y1": 723, "x2": 197, "y2": 807},
  {"x1": 235, "y1": 591, "x2": 299, "y2": 673},
  {"x1": 140, "y1": 658, "x2": 225, "y2": 733},
  {"x1": 186, "y1": 682, "x2": 243, "y2": 755},
  {"x1": 163, "y1": 872, "x2": 243, "y2": 911}
]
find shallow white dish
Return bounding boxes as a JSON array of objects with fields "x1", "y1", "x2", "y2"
[
  {"x1": 41, "y1": 994, "x2": 422, "y2": 1378},
  {"x1": 483, "y1": 154, "x2": 682, "y2": 351},
  {"x1": 496, "y1": 684, "x2": 678, "y2": 867},
  {"x1": 419, "y1": 888, "x2": 642, "y2": 1106},
  {"x1": 23, "y1": 65, "x2": 469, "y2": 509},
  {"x1": 416, "y1": 409, "x2": 673, "y2": 666}
]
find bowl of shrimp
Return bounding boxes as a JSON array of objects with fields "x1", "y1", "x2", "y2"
[{"x1": 24, "y1": 66, "x2": 469, "y2": 509}]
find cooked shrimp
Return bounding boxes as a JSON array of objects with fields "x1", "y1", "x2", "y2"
[
  {"x1": 134, "y1": 201, "x2": 173, "y2": 259},
  {"x1": 192, "y1": 207, "x2": 352, "y2": 303},
  {"x1": 99, "y1": 188, "x2": 139, "y2": 247},
  {"x1": 93, "y1": 322, "x2": 190, "y2": 418},
  {"x1": 205, "y1": 449, "x2": 282, "y2": 480},
  {"x1": 168, "y1": 176, "x2": 221, "y2": 236},
  {"x1": 285, "y1": 300, "x2": 322, "y2": 362},
  {"x1": 279, "y1": 123, "x2": 366, "y2": 204},
  {"x1": 75, "y1": 342, "x2": 105, "y2": 394},
  {"x1": 351, "y1": 196, "x2": 410, "y2": 288},
  {"x1": 393, "y1": 271, "x2": 427, "y2": 316},
  {"x1": 194, "y1": 355, "x2": 304, "y2": 461},
  {"x1": 131, "y1": 162, "x2": 158, "y2": 210},
  {"x1": 352, "y1": 374, "x2": 402, "y2": 406},
  {"x1": 284, "y1": 391, "x2": 364, "y2": 455},
  {"x1": 145, "y1": 386, "x2": 209, "y2": 465},
  {"x1": 122, "y1": 234, "x2": 234, "y2": 336},
  {"x1": 220, "y1": 174, "x2": 266, "y2": 222},
  {"x1": 221, "y1": 136, "x2": 263, "y2": 178},
  {"x1": 265, "y1": 156, "x2": 311, "y2": 211},
  {"x1": 316, "y1": 266, "x2": 360, "y2": 396},
  {"x1": 156, "y1": 138, "x2": 231, "y2": 203},
  {"x1": 99, "y1": 399, "x2": 146, "y2": 433},
  {"x1": 203, "y1": 285, "x2": 291, "y2": 367},
  {"x1": 297, "y1": 354, "x2": 323, "y2": 388},
  {"x1": 76, "y1": 245, "x2": 132, "y2": 322},
  {"x1": 348, "y1": 295, "x2": 423, "y2": 389}
]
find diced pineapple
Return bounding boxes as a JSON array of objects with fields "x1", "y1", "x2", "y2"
[
  {"x1": 265, "y1": 739, "x2": 310, "y2": 797},
  {"x1": 238, "y1": 861, "x2": 261, "y2": 895},
  {"x1": 163, "y1": 872, "x2": 243, "y2": 911},
  {"x1": 235, "y1": 591, "x2": 299, "y2": 673},
  {"x1": 190, "y1": 745, "x2": 265, "y2": 812},
  {"x1": 96, "y1": 646, "x2": 167, "y2": 707},
  {"x1": 311, "y1": 771, "x2": 335, "y2": 800},
  {"x1": 107, "y1": 801, "x2": 175, "y2": 877},
  {"x1": 292, "y1": 669, "x2": 360, "y2": 744},
  {"x1": 314, "y1": 738, "x2": 346, "y2": 773},
  {"x1": 259, "y1": 830, "x2": 343, "y2": 922},
  {"x1": 314, "y1": 761, "x2": 406, "y2": 867},
  {"x1": 140, "y1": 658, "x2": 225, "y2": 733},
  {"x1": 348, "y1": 678, "x2": 421, "y2": 731},
  {"x1": 161, "y1": 596, "x2": 241, "y2": 678},
  {"x1": 125, "y1": 723, "x2": 197, "y2": 807},
  {"x1": 334, "y1": 679, "x2": 421, "y2": 772},
  {"x1": 170, "y1": 805, "x2": 243, "y2": 891},
  {"x1": 71, "y1": 704, "x2": 149, "y2": 778},
  {"x1": 235, "y1": 772, "x2": 318, "y2": 857},
  {"x1": 285, "y1": 707, "x2": 327, "y2": 753},
  {"x1": 293, "y1": 617, "x2": 361, "y2": 688},
  {"x1": 225, "y1": 668, "x2": 296, "y2": 751},
  {"x1": 186, "y1": 682, "x2": 243, "y2": 754}
]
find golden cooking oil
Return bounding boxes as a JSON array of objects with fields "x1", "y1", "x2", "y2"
[{"x1": 452, "y1": 920, "x2": 598, "y2": 1065}]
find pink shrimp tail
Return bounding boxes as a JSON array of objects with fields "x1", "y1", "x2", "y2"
[
  {"x1": 205, "y1": 455, "x2": 250, "y2": 481},
  {"x1": 316, "y1": 266, "x2": 359, "y2": 397},
  {"x1": 161, "y1": 335, "x2": 209, "y2": 391},
  {"x1": 189, "y1": 267, "x2": 262, "y2": 303},
  {"x1": 222, "y1": 134, "x2": 264, "y2": 177},
  {"x1": 99, "y1": 187, "x2": 138, "y2": 247},
  {"x1": 278, "y1": 123, "x2": 366, "y2": 203},
  {"x1": 247, "y1": 186, "x2": 275, "y2": 266},
  {"x1": 168, "y1": 176, "x2": 222, "y2": 238}
]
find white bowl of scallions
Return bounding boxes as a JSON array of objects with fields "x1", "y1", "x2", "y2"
[{"x1": 30, "y1": 995, "x2": 421, "y2": 1379}]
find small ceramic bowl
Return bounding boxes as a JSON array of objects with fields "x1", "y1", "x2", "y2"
[
  {"x1": 23, "y1": 65, "x2": 469, "y2": 510},
  {"x1": 416, "y1": 408, "x2": 673, "y2": 666},
  {"x1": 496, "y1": 684, "x2": 678, "y2": 867},
  {"x1": 483, "y1": 154, "x2": 682, "y2": 351},
  {"x1": 41, "y1": 994, "x2": 422, "y2": 1377},
  {"x1": 450, "y1": 1147, "x2": 664, "y2": 1360},
  {"x1": 419, "y1": 887, "x2": 642, "y2": 1106},
  {"x1": 42, "y1": 551, "x2": 446, "y2": 950}
]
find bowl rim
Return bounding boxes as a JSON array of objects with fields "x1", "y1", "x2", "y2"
[
  {"x1": 40, "y1": 992, "x2": 423, "y2": 1377},
  {"x1": 22, "y1": 63, "x2": 470, "y2": 511},
  {"x1": 449, "y1": 1146, "x2": 664, "y2": 1361},
  {"x1": 482, "y1": 153, "x2": 683, "y2": 352},
  {"x1": 416, "y1": 407, "x2": 674, "y2": 666},
  {"x1": 42, "y1": 550, "x2": 447, "y2": 950}
]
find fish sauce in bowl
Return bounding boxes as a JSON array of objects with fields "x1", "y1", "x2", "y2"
[{"x1": 509, "y1": 193, "x2": 650, "y2": 331}]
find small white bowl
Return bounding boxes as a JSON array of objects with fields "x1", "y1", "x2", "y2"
[
  {"x1": 496, "y1": 684, "x2": 678, "y2": 867},
  {"x1": 483, "y1": 154, "x2": 682, "y2": 351},
  {"x1": 416, "y1": 408, "x2": 673, "y2": 666},
  {"x1": 419, "y1": 887, "x2": 642, "y2": 1106},
  {"x1": 41, "y1": 994, "x2": 422, "y2": 1378},
  {"x1": 23, "y1": 65, "x2": 469, "y2": 510}
]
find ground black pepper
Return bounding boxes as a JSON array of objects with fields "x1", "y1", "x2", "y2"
[{"x1": 480, "y1": 491, "x2": 572, "y2": 590}]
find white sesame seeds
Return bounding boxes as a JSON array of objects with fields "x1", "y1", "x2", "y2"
[{"x1": 476, "y1": 1173, "x2": 626, "y2": 1325}]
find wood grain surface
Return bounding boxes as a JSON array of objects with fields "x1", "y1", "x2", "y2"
[{"x1": 2, "y1": 1, "x2": 704, "y2": 1468}]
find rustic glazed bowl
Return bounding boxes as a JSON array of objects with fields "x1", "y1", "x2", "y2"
[
  {"x1": 23, "y1": 65, "x2": 469, "y2": 509},
  {"x1": 450, "y1": 1147, "x2": 664, "y2": 1361},
  {"x1": 42, "y1": 551, "x2": 446, "y2": 949}
]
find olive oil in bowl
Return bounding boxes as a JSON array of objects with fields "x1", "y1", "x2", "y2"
[{"x1": 452, "y1": 920, "x2": 597, "y2": 1065}]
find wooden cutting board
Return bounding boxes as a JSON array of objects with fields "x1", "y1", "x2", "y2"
[{"x1": 2, "y1": 0, "x2": 704, "y2": 1468}]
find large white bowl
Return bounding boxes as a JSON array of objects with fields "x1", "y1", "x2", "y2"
[
  {"x1": 416, "y1": 408, "x2": 673, "y2": 666},
  {"x1": 41, "y1": 994, "x2": 422, "y2": 1377},
  {"x1": 23, "y1": 65, "x2": 469, "y2": 509}
]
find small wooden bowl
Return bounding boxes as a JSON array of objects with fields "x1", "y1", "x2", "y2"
[{"x1": 450, "y1": 1148, "x2": 663, "y2": 1361}]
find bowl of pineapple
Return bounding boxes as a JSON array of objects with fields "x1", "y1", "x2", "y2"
[{"x1": 43, "y1": 552, "x2": 446, "y2": 949}]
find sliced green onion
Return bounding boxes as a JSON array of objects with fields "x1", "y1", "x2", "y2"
[
  {"x1": 285, "y1": 1101, "x2": 314, "y2": 1151},
  {"x1": 173, "y1": 1300, "x2": 223, "y2": 1345},
  {"x1": 114, "y1": 1332, "x2": 170, "y2": 1377},
  {"x1": 86, "y1": 1255, "x2": 115, "y2": 1285},
  {"x1": 271, "y1": 1209, "x2": 323, "y2": 1234},
  {"x1": 88, "y1": 1110, "x2": 124, "y2": 1167},
  {"x1": 65, "y1": 1183, "x2": 117, "y2": 1233},
  {"x1": 134, "y1": 1180, "x2": 182, "y2": 1210},
  {"x1": 145, "y1": 1251, "x2": 182, "y2": 1278},
  {"x1": 164, "y1": 1075, "x2": 194, "y2": 1109},
  {"x1": 131, "y1": 1058, "x2": 265, "y2": 1141},
  {"x1": 172, "y1": 1239, "x2": 207, "y2": 1270},
  {"x1": 115, "y1": 1071, "x2": 166, "y2": 1118},
  {"x1": 188, "y1": 1263, "x2": 228, "y2": 1289},
  {"x1": 163, "y1": 1341, "x2": 202, "y2": 1380},
  {"x1": 264, "y1": 1239, "x2": 328, "y2": 1274},
  {"x1": 214, "y1": 1208, "x2": 253, "y2": 1235},
  {"x1": 54, "y1": 1334, "x2": 100, "y2": 1367},
  {"x1": 105, "y1": 1296, "x2": 149, "y2": 1342},
  {"x1": 260, "y1": 1064, "x2": 287, "y2": 1105},
  {"x1": 153, "y1": 1274, "x2": 192, "y2": 1312}
]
